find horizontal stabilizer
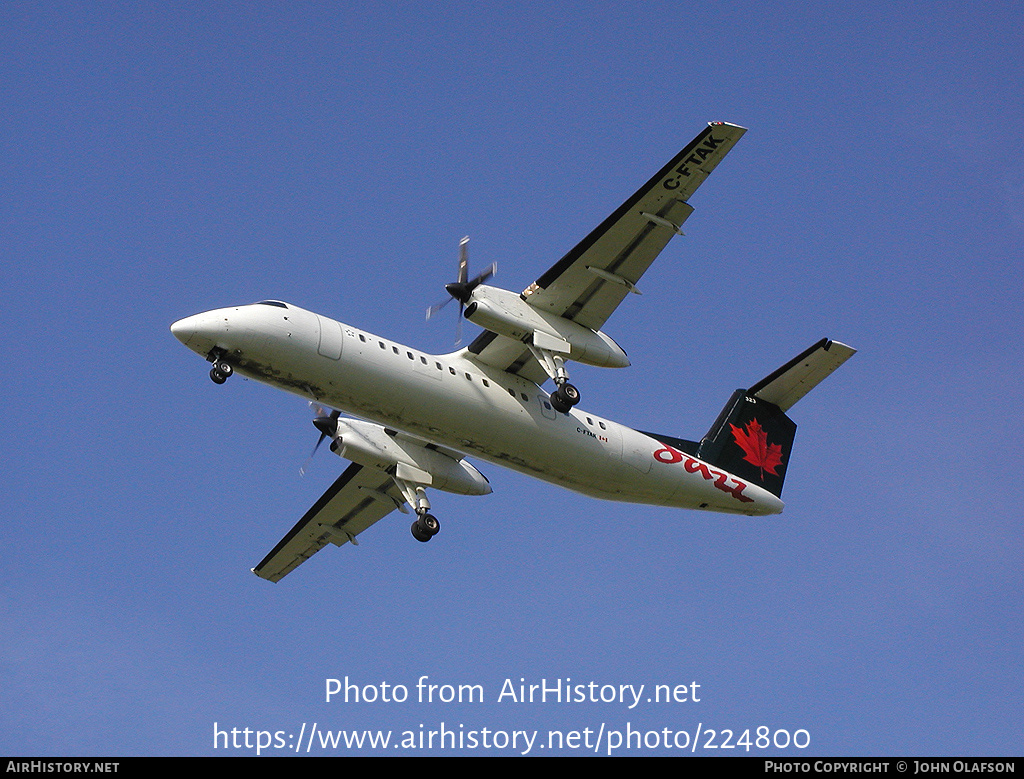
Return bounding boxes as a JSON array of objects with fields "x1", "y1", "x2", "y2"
[{"x1": 748, "y1": 339, "x2": 857, "y2": 412}]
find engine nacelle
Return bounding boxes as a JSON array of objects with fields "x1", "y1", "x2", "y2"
[
  {"x1": 463, "y1": 286, "x2": 629, "y2": 368},
  {"x1": 330, "y1": 420, "x2": 491, "y2": 496}
]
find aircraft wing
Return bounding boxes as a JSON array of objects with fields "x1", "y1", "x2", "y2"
[
  {"x1": 467, "y1": 121, "x2": 746, "y2": 382},
  {"x1": 252, "y1": 462, "x2": 404, "y2": 583}
]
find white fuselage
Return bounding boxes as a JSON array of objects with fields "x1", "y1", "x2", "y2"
[{"x1": 171, "y1": 302, "x2": 784, "y2": 516}]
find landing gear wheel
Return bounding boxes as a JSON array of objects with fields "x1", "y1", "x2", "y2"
[
  {"x1": 557, "y1": 382, "x2": 580, "y2": 406},
  {"x1": 417, "y1": 513, "x2": 440, "y2": 537},
  {"x1": 550, "y1": 393, "x2": 570, "y2": 414},
  {"x1": 552, "y1": 382, "x2": 580, "y2": 413},
  {"x1": 209, "y1": 360, "x2": 232, "y2": 385},
  {"x1": 411, "y1": 520, "x2": 432, "y2": 543}
]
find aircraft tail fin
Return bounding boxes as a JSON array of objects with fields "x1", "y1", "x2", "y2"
[{"x1": 695, "y1": 339, "x2": 856, "y2": 497}]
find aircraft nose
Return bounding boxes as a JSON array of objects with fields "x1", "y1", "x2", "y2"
[
  {"x1": 170, "y1": 310, "x2": 229, "y2": 355},
  {"x1": 170, "y1": 315, "x2": 200, "y2": 347}
]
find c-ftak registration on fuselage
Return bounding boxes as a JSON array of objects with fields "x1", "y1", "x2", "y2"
[{"x1": 171, "y1": 122, "x2": 855, "y2": 582}]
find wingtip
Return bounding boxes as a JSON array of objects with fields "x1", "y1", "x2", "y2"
[
  {"x1": 824, "y1": 339, "x2": 858, "y2": 359},
  {"x1": 709, "y1": 120, "x2": 748, "y2": 132}
]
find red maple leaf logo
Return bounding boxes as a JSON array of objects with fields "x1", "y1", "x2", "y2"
[{"x1": 730, "y1": 418, "x2": 784, "y2": 480}]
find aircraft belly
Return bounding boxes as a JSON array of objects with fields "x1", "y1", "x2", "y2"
[
  {"x1": 330, "y1": 349, "x2": 624, "y2": 491},
  {"x1": 224, "y1": 311, "x2": 782, "y2": 516}
]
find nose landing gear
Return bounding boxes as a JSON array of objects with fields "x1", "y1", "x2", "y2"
[
  {"x1": 209, "y1": 361, "x2": 233, "y2": 384},
  {"x1": 207, "y1": 349, "x2": 233, "y2": 384}
]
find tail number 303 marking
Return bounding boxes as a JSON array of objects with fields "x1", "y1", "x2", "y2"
[{"x1": 653, "y1": 446, "x2": 754, "y2": 504}]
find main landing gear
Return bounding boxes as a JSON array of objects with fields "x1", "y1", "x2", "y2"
[
  {"x1": 527, "y1": 343, "x2": 582, "y2": 414},
  {"x1": 549, "y1": 381, "x2": 581, "y2": 414},
  {"x1": 411, "y1": 511, "x2": 441, "y2": 543},
  {"x1": 393, "y1": 479, "x2": 442, "y2": 543}
]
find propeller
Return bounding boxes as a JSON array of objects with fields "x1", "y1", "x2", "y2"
[
  {"x1": 300, "y1": 402, "x2": 341, "y2": 475},
  {"x1": 426, "y1": 236, "x2": 496, "y2": 345}
]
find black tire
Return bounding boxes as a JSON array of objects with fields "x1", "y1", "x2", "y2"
[
  {"x1": 550, "y1": 393, "x2": 570, "y2": 414},
  {"x1": 210, "y1": 367, "x2": 227, "y2": 384},
  {"x1": 411, "y1": 520, "x2": 432, "y2": 542},
  {"x1": 216, "y1": 361, "x2": 233, "y2": 378},
  {"x1": 559, "y1": 382, "x2": 580, "y2": 406},
  {"x1": 418, "y1": 514, "x2": 440, "y2": 537}
]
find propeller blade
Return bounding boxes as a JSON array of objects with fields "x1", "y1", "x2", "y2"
[
  {"x1": 300, "y1": 406, "x2": 340, "y2": 476},
  {"x1": 457, "y1": 235, "x2": 469, "y2": 284},
  {"x1": 469, "y1": 261, "x2": 497, "y2": 287},
  {"x1": 426, "y1": 295, "x2": 454, "y2": 320},
  {"x1": 427, "y1": 236, "x2": 497, "y2": 344},
  {"x1": 299, "y1": 451, "x2": 318, "y2": 477},
  {"x1": 444, "y1": 262, "x2": 497, "y2": 304},
  {"x1": 312, "y1": 411, "x2": 340, "y2": 439}
]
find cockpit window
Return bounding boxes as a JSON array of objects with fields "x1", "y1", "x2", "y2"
[{"x1": 256, "y1": 300, "x2": 288, "y2": 308}]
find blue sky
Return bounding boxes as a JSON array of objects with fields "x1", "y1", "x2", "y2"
[{"x1": 2, "y1": 1, "x2": 1021, "y2": 756}]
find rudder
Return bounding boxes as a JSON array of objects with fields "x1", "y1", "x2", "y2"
[{"x1": 697, "y1": 390, "x2": 796, "y2": 497}]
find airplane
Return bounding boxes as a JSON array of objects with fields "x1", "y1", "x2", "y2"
[{"x1": 171, "y1": 121, "x2": 855, "y2": 583}]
